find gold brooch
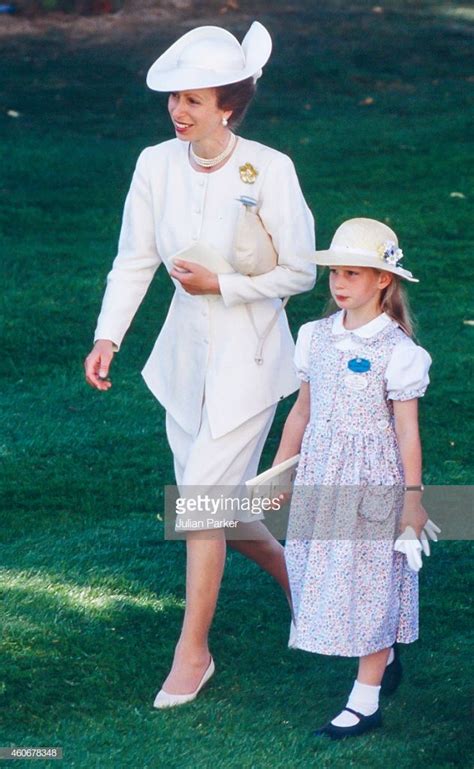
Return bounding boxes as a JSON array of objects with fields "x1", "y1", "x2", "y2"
[{"x1": 239, "y1": 162, "x2": 258, "y2": 184}]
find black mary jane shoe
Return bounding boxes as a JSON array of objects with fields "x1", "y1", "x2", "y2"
[
  {"x1": 314, "y1": 707, "x2": 382, "y2": 740},
  {"x1": 381, "y1": 644, "x2": 403, "y2": 695}
]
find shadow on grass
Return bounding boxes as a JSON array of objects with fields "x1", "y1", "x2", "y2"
[
  {"x1": 1, "y1": 539, "x2": 471, "y2": 723},
  {"x1": 1, "y1": 562, "x2": 314, "y2": 730},
  {"x1": 1, "y1": 569, "x2": 182, "y2": 718}
]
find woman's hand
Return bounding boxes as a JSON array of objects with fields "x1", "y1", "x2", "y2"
[
  {"x1": 170, "y1": 261, "x2": 220, "y2": 295},
  {"x1": 400, "y1": 492, "x2": 428, "y2": 538},
  {"x1": 84, "y1": 340, "x2": 115, "y2": 391}
]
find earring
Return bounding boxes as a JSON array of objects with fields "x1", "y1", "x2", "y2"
[{"x1": 222, "y1": 117, "x2": 228, "y2": 127}]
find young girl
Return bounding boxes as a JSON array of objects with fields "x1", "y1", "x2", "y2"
[{"x1": 274, "y1": 217, "x2": 432, "y2": 739}]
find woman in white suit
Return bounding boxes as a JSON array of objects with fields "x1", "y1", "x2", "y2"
[{"x1": 84, "y1": 21, "x2": 315, "y2": 707}]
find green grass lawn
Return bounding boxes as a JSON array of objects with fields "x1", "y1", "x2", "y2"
[{"x1": 1, "y1": 1, "x2": 473, "y2": 766}]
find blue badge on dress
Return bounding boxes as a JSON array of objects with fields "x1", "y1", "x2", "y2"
[{"x1": 347, "y1": 357, "x2": 371, "y2": 373}]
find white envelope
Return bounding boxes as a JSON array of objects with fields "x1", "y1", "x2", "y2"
[
  {"x1": 171, "y1": 243, "x2": 235, "y2": 274},
  {"x1": 245, "y1": 454, "x2": 300, "y2": 500}
]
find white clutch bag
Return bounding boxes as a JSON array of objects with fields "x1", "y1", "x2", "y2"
[
  {"x1": 170, "y1": 243, "x2": 234, "y2": 275},
  {"x1": 245, "y1": 454, "x2": 300, "y2": 501}
]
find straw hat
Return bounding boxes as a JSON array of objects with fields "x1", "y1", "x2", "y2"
[
  {"x1": 310, "y1": 218, "x2": 418, "y2": 282},
  {"x1": 146, "y1": 21, "x2": 272, "y2": 92}
]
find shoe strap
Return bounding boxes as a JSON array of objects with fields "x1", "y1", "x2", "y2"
[{"x1": 343, "y1": 707, "x2": 365, "y2": 721}]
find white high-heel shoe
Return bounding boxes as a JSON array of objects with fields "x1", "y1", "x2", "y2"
[{"x1": 153, "y1": 657, "x2": 215, "y2": 709}]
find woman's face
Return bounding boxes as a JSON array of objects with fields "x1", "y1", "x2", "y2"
[{"x1": 168, "y1": 88, "x2": 231, "y2": 143}]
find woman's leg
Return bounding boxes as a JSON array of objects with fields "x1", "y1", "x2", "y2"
[
  {"x1": 227, "y1": 521, "x2": 292, "y2": 610},
  {"x1": 161, "y1": 523, "x2": 292, "y2": 694},
  {"x1": 161, "y1": 529, "x2": 226, "y2": 694},
  {"x1": 161, "y1": 404, "x2": 278, "y2": 694}
]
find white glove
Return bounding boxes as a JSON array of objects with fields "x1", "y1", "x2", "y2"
[
  {"x1": 394, "y1": 519, "x2": 441, "y2": 571},
  {"x1": 394, "y1": 526, "x2": 423, "y2": 571},
  {"x1": 420, "y1": 518, "x2": 441, "y2": 556}
]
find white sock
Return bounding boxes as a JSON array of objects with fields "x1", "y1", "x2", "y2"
[
  {"x1": 331, "y1": 680, "x2": 381, "y2": 727},
  {"x1": 387, "y1": 647, "x2": 395, "y2": 666}
]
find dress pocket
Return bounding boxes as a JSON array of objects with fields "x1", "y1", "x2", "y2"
[{"x1": 357, "y1": 484, "x2": 400, "y2": 523}]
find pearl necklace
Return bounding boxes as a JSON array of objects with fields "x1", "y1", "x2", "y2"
[{"x1": 190, "y1": 133, "x2": 237, "y2": 168}]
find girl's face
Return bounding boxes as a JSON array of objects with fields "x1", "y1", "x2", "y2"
[
  {"x1": 329, "y1": 266, "x2": 391, "y2": 311},
  {"x1": 168, "y1": 88, "x2": 232, "y2": 143}
]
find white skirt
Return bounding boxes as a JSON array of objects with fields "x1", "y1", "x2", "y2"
[{"x1": 165, "y1": 401, "x2": 276, "y2": 530}]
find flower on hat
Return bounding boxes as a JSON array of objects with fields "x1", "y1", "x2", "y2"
[
  {"x1": 239, "y1": 162, "x2": 258, "y2": 184},
  {"x1": 377, "y1": 240, "x2": 403, "y2": 267}
]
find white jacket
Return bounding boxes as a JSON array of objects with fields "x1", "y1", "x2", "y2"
[{"x1": 94, "y1": 137, "x2": 316, "y2": 438}]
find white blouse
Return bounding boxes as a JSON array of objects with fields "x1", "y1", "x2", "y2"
[{"x1": 294, "y1": 311, "x2": 432, "y2": 400}]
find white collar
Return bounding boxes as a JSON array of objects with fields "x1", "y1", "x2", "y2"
[{"x1": 331, "y1": 310, "x2": 395, "y2": 338}]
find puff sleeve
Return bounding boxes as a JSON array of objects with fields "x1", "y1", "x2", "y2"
[
  {"x1": 385, "y1": 340, "x2": 432, "y2": 401},
  {"x1": 294, "y1": 322, "x2": 316, "y2": 382}
]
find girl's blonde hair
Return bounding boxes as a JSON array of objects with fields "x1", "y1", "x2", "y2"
[
  {"x1": 324, "y1": 269, "x2": 415, "y2": 337},
  {"x1": 380, "y1": 274, "x2": 414, "y2": 337}
]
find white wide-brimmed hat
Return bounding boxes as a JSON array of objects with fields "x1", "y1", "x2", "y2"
[
  {"x1": 310, "y1": 218, "x2": 419, "y2": 282},
  {"x1": 146, "y1": 21, "x2": 272, "y2": 92}
]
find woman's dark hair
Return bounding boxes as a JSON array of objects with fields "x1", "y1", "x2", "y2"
[{"x1": 215, "y1": 77, "x2": 256, "y2": 128}]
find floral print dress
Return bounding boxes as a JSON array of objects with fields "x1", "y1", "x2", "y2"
[{"x1": 285, "y1": 311, "x2": 431, "y2": 657}]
